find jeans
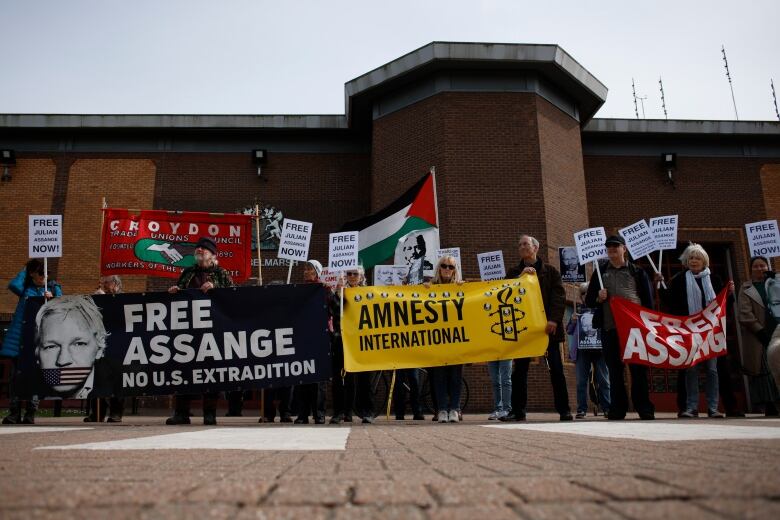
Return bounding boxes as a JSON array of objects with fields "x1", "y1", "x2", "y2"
[
  {"x1": 575, "y1": 350, "x2": 610, "y2": 414},
  {"x1": 431, "y1": 365, "x2": 463, "y2": 412},
  {"x1": 512, "y1": 338, "x2": 570, "y2": 415},
  {"x1": 487, "y1": 360, "x2": 512, "y2": 413},
  {"x1": 685, "y1": 358, "x2": 719, "y2": 412}
]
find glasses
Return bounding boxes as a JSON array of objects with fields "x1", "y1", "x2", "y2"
[
  {"x1": 440, "y1": 264, "x2": 456, "y2": 270},
  {"x1": 346, "y1": 272, "x2": 360, "y2": 276}
]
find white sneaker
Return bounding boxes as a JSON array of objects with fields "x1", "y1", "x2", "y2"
[
  {"x1": 448, "y1": 410, "x2": 460, "y2": 423},
  {"x1": 437, "y1": 411, "x2": 449, "y2": 423},
  {"x1": 488, "y1": 411, "x2": 498, "y2": 420}
]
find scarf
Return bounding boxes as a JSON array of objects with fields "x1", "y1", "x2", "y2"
[{"x1": 686, "y1": 268, "x2": 716, "y2": 314}]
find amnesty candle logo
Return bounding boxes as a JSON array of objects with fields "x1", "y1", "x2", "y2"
[
  {"x1": 42, "y1": 367, "x2": 92, "y2": 387},
  {"x1": 341, "y1": 276, "x2": 550, "y2": 372}
]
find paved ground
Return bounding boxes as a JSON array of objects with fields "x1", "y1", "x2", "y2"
[{"x1": 1, "y1": 413, "x2": 779, "y2": 519}]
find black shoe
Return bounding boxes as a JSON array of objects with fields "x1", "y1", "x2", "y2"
[
  {"x1": 294, "y1": 417, "x2": 309, "y2": 424},
  {"x1": 83, "y1": 415, "x2": 98, "y2": 423},
  {"x1": 165, "y1": 415, "x2": 191, "y2": 425},
  {"x1": 106, "y1": 415, "x2": 122, "y2": 423},
  {"x1": 203, "y1": 414, "x2": 217, "y2": 426},
  {"x1": 362, "y1": 416, "x2": 373, "y2": 424},
  {"x1": 412, "y1": 414, "x2": 425, "y2": 420},
  {"x1": 726, "y1": 411, "x2": 746, "y2": 418},
  {"x1": 560, "y1": 413, "x2": 573, "y2": 421},
  {"x1": 343, "y1": 415, "x2": 353, "y2": 423},
  {"x1": 395, "y1": 415, "x2": 405, "y2": 420},
  {"x1": 22, "y1": 414, "x2": 35, "y2": 424},
  {"x1": 639, "y1": 413, "x2": 655, "y2": 420},
  {"x1": 280, "y1": 415, "x2": 293, "y2": 423},
  {"x1": 607, "y1": 412, "x2": 625, "y2": 420},
  {"x1": 499, "y1": 412, "x2": 526, "y2": 422},
  {"x1": 2, "y1": 414, "x2": 21, "y2": 425},
  {"x1": 314, "y1": 417, "x2": 325, "y2": 425},
  {"x1": 329, "y1": 416, "x2": 342, "y2": 424}
]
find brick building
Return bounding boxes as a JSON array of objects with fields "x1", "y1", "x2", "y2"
[{"x1": 1, "y1": 42, "x2": 779, "y2": 413}]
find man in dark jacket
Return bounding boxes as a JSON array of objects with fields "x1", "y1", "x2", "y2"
[
  {"x1": 584, "y1": 235, "x2": 655, "y2": 420},
  {"x1": 165, "y1": 237, "x2": 234, "y2": 425},
  {"x1": 501, "y1": 235, "x2": 572, "y2": 421}
]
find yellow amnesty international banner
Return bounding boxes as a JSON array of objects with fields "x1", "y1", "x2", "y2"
[{"x1": 341, "y1": 275, "x2": 550, "y2": 372}]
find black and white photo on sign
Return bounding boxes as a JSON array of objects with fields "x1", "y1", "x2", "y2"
[
  {"x1": 373, "y1": 265, "x2": 408, "y2": 286},
  {"x1": 576, "y1": 306, "x2": 601, "y2": 349},
  {"x1": 745, "y1": 219, "x2": 780, "y2": 258},
  {"x1": 394, "y1": 228, "x2": 439, "y2": 285},
  {"x1": 558, "y1": 246, "x2": 585, "y2": 282}
]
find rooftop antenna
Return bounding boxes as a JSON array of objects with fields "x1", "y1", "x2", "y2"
[
  {"x1": 772, "y1": 79, "x2": 780, "y2": 121},
  {"x1": 632, "y1": 78, "x2": 640, "y2": 119},
  {"x1": 658, "y1": 77, "x2": 668, "y2": 120},
  {"x1": 636, "y1": 94, "x2": 647, "y2": 119},
  {"x1": 721, "y1": 45, "x2": 739, "y2": 120}
]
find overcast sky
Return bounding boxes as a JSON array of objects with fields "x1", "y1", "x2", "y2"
[{"x1": 2, "y1": 0, "x2": 779, "y2": 121}]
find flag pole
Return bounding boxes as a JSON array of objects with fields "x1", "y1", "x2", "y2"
[
  {"x1": 254, "y1": 204, "x2": 263, "y2": 286},
  {"x1": 429, "y1": 166, "x2": 439, "y2": 228}
]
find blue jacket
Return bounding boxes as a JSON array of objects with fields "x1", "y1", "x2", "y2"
[{"x1": 1, "y1": 270, "x2": 62, "y2": 358}]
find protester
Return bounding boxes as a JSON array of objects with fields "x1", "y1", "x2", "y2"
[
  {"x1": 2, "y1": 260, "x2": 62, "y2": 424},
  {"x1": 584, "y1": 235, "x2": 655, "y2": 420},
  {"x1": 738, "y1": 256, "x2": 780, "y2": 416},
  {"x1": 165, "y1": 237, "x2": 234, "y2": 425},
  {"x1": 425, "y1": 255, "x2": 465, "y2": 423},
  {"x1": 566, "y1": 282, "x2": 610, "y2": 419},
  {"x1": 294, "y1": 260, "x2": 329, "y2": 424},
  {"x1": 657, "y1": 244, "x2": 734, "y2": 418},
  {"x1": 502, "y1": 235, "x2": 572, "y2": 422},
  {"x1": 766, "y1": 272, "x2": 780, "y2": 389},
  {"x1": 86, "y1": 275, "x2": 125, "y2": 422}
]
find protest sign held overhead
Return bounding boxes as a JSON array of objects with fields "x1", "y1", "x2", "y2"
[
  {"x1": 101, "y1": 209, "x2": 253, "y2": 282},
  {"x1": 610, "y1": 287, "x2": 730, "y2": 369},
  {"x1": 29, "y1": 215, "x2": 62, "y2": 258},
  {"x1": 341, "y1": 276, "x2": 550, "y2": 372},
  {"x1": 649, "y1": 215, "x2": 678, "y2": 250},
  {"x1": 619, "y1": 219, "x2": 660, "y2": 260},
  {"x1": 277, "y1": 218, "x2": 313, "y2": 261},
  {"x1": 574, "y1": 227, "x2": 607, "y2": 265},
  {"x1": 745, "y1": 220, "x2": 780, "y2": 258},
  {"x1": 477, "y1": 251, "x2": 506, "y2": 281},
  {"x1": 15, "y1": 285, "x2": 331, "y2": 399},
  {"x1": 328, "y1": 231, "x2": 359, "y2": 271}
]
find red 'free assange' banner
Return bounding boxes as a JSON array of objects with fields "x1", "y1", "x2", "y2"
[
  {"x1": 610, "y1": 287, "x2": 729, "y2": 369},
  {"x1": 101, "y1": 209, "x2": 253, "y2": 282}
]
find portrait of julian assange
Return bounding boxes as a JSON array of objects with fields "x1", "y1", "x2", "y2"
[{"x1": 33, "y1": 295, "x2": 121, "y2": 399}]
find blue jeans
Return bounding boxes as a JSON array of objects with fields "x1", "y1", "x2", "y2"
[
  {"x1": 685, "y1": 358, "x2": 719, "y2": 412},
  {"x1": 432, "y1": 365, "x2": 463, "y2": 412},
  {"x1": 575, "y1": 350, "x2": 610, "y2": 414},
  {"x1": 487, "y1": 360, "x2": 512, "y2": 413}
]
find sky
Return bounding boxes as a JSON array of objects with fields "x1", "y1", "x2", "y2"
[{"x1": 1, "y1": 0, "x2": 779, "y2": 121}]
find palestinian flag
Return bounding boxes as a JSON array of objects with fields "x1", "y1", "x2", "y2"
[{"x1": 341, "y1": 173, "x2": 438, "y2": 269}]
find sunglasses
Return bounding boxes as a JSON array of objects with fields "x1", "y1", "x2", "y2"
[
  {"x1": 440, "y1": 264, "x2": 456, "y2": 270},
  {"x1": 346, "y1": 272, "x2": 360, "y2": 276}
]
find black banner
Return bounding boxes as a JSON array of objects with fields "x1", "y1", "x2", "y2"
[{"x1": 16, "y1": 285, "x2": 332, "y2": 398}]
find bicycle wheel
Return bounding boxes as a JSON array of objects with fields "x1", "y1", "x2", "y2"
[
  {"x1": 459, "y1": 377, "x2": 470, "y2": 413},
  {"x1": 369, "y1": 371, "x2": 390, "y2": 417},
  {"x1": 418, "y1": 369, "x2": 436, "y2": 414}
]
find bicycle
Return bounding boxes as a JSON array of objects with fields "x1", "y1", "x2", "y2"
[{"x1": 369, "y1": 367, "x2": 470, "y2": 416}]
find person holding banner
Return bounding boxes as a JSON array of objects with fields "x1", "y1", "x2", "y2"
[
  {"x1": 2, "y1": 260, "x2": 62, "y2": 424},
  {"x1": 502, "y1": 235, "x2": 572, "y2": 422},
  {"x1": 166, "y1": 237, "x2": 234, "y2": 426},
  {"x1": 584, "y1": 235, "x2": 656, "y2": 420},
  {"x1": 738, "y1": 256, "x2": 780, "y2": 416},
  {"x1": 658, "y1": 244, "x2": 734, "y2": 418},
  {"x1": 425, "y1": 255, "x2": 465, "y2": 423}
]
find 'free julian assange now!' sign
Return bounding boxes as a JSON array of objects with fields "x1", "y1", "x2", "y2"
[{"x1": 29, "y1": 215, "x2": 62, "y2": 258}]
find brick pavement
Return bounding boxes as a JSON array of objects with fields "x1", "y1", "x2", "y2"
[{"x1": 0, "y1": 414, "x2": 779, "y2": 519}]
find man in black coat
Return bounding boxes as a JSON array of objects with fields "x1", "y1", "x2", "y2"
[
  {"x1": 584, "y1": 235, "x2": 655, "y2": 420},
  {"x1": 501, "y1": 234, "x2": 572, "y2": 421}
]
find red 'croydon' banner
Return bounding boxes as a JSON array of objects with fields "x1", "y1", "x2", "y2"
[
  {"x1": 610, "y1": 287, "x2": 729, "y2": 369},
  {"x1": 101, "y1": 209, "x2": 253, "y2": 282}
]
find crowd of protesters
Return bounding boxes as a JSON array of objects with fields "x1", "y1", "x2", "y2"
[{"x1": 3, "y1": 233, "x2": 779, "y2": 425}]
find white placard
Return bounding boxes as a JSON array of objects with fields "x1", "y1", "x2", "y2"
[
  {"x1": 319, "y1": 268, "x2": 341, "y2": 291},
  {"x1": 649, "y1": 214, "x2": 678, "y2": 250},
  {"x1": 437, "y1": 247, "x2": 461, "y2": 268},
  {"x1": 328, "y1": 231, "x2": 359, "y2": 271},
  {"x1": 745, "y1": 220, "x2": 780, "y2": 258},
  {"x1": 619, "y1": 219, "x2": 660, "y2": 260},
  {"x1": 277, "y1": 219, "x2": 313, "y2": 261},
  {"x1": 373, "y1": 265, "x2": 407, "y2": 286},
  {"x1": 29, "y1": 215, "x2": 62, "y2": 258},
  {"x1": 573, "y1": 227, "x2": 607, "y2": 265},
  {"x1": 477, "y1": 250, "x2": 505, "y2": 281}
]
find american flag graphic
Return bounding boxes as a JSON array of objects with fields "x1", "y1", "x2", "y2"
[{"x1": 42, "y1": 367, "x2": 92, "y2": 386}]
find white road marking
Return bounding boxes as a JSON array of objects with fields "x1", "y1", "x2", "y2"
[
  {"x1": 0, "y1": 427, "x2": 92, "y2": 435},
  {"x1": 483, "y1": 420, "x2": 780, "y2": 441},
  {"x1": 36, "y1": 427, "x2": 350, "y2": 451}
]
